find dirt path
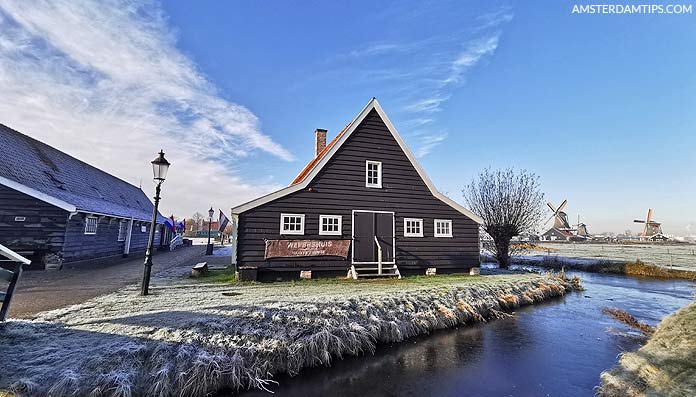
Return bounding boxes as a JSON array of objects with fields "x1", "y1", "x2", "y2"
[{"x1": 8, "y1": 245, "x2": 208, "y2": 319}]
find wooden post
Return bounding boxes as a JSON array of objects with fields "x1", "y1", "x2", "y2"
[
  {"x1": 123, "y1": 217, "x2": 134, "y2": 257},
  {"x1": 230, "y1": 214, "x2": 238, "y2": 273}
]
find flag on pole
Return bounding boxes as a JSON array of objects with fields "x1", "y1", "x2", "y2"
[
  {"x1": 218, "y1": 210, "x2": 230, "y2": 233},
  {"x1": 167, "y1": 215, "x2": 177, "y2": 233}
]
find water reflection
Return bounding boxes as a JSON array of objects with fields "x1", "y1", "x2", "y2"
[{"x1": 239, "y1": 272, "x2": 694, "y2": 397}]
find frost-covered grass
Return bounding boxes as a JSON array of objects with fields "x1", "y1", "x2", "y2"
[
  {"x1": 0, "y1": 273, "x2": 577, "y2": 397},
  {"x1": 527, "y1": 243, "x2": 696, "y2": 271},
  {"x1": 599, "y1": 301, "x2": 696, "y2": 397},
  {"x1": 512, "y1": 255, "x2": 696, "y2": 280}
]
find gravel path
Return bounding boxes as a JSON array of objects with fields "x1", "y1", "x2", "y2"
[{"x1": 8, "y1": 245, "x2": 208, "y2": 319}]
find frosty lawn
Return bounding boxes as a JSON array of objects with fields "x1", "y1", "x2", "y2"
[
  {"x1": 599, "y1": 301, "x2": 696, "y2": 397},
  {"x1": 1, "y1": 273, "x2": 577, "y2": 396}
]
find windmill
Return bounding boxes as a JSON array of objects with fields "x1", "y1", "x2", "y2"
[
  {"x1": 545, "y1": 200, "x2": 572, "y2": 230},
  {"x1": 575, "y1": 214, "x2": 590, "y2": 237},
  {"x1": 633, "y1": 208, "x2": 664, "y2": 240},
  {"x1": 540, "y1": 199, "x2": 576, "y2": 241}
]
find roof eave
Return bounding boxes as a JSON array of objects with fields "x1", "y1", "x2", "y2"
[{"x1": 0, "y1": 175, "x2": 77, "y2": 213}]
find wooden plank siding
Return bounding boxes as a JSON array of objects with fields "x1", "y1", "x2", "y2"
[
  {"x1": 237, "y1": 109, "x2": 479, "y2": 274},
  {"x1": 62, "y1": 216, "x2": 160, "y2": 263},
  {"x1": 0, "y1": 184, "x2": 68, "y2": 262}
]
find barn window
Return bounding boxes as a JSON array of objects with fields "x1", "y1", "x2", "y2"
[
  {"x1": 84, "y1": 216, "x2": 98, "y2": 235},
  {"x1": 280, "y1": 213, "x2": 305, "y2": 235},
  {"x1": 319, "y1": 215, "x2": 342, "y2": 236},
  {"x1": 404, "y1": 218, "x2": 423, "y2": 237},
  {"x1": 434, "y1": 219, "x2": 453, "y2": 237},
  {"x1": 118, "y1": 220, "x2": 128, "y2": 241},
  {"x1": 365, "y1": 160, "x2": 382, "y2": 188}
]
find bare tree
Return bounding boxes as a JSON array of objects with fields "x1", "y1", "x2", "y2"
[
  {"x1": 464, "y1": 168, "x2": 545, "y2": 269},
  {"x1": 191, "y1": 212, "x2": 205, "y2": 232}
]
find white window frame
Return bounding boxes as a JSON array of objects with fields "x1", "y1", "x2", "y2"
[
  {"x1": 404, "y1": 218, "x2": 424, "y2": 237},
  {"x1": 365, "y1": 160, "x2": 382, "y2": 188},
  {"x1": 319, "y1": 215, "x2": 342, "y2": 236},
  {"x1": 84, "y1": 216, "x2": 98, "y2": 235},
  {"x1": 117, "y1": 220, "x2": 128, "y2": 241},
  {"x1": 280, "y1": 213, "x2": 305, "y2": 235},
  {"x1": 434, "y1": 219, "x2": 453, "y2": 238}
]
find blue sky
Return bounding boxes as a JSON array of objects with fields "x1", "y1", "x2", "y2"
[{"x1": 1, "y1": 0, "x2": 694, "y2": 234}]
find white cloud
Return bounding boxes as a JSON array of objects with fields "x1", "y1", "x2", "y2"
[
  {"x1": 442, "y1": 35, "x2": 500, "y2": 85},
  {"x1": 413, "y1": 132, "x2": 448, "y2": 158},
  {"x1": 0, "y1": 0, "x2": 292, "y2": 217},
  {"x1": 322, "y1": 6, "x2": 511, "y2": 157},
  {"x1": 475, "y1": 7, "x2": 514, "y2": 30}
]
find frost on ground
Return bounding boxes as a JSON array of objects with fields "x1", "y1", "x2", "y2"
[
  {"x1": 522, "y1": 243, "x2": 696, "y2": 271},
  {"x1": 0, "y1": 273, "x2": 576, "y2": 397},
  {"x1": 211, "y1": 245, "x2": 232, "y2": 257},
  {"x1": 506, "y1": 255, "x2": 696, "y2": 280},
  {"x1": 599, "y1": 301, "x2": 696, "y2": 397}
]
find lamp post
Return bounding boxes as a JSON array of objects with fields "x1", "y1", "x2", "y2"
[
  {"x1": 206, "y1": 206, "x2": 214, "y2": 255},
  {"x1": 141, "y1": 150, "x2": 170, "y2": 296}
]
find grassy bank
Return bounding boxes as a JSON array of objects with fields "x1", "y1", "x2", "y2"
[
  {"x1": 599, "y1": 301, "x2": 696, "y2": 397},
  {"x1": 514, "y1": 256, "x2": 696, "y2": 281},
  {"x1": 1, "y1": 273, "x2": 578, "y2": 396}
]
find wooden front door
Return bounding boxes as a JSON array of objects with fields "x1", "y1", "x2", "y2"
[{"x1": 352, "y1": 210, "x2": 395, "y2": 264}]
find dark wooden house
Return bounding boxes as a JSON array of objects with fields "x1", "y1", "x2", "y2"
[
  {"x1": 0, "y1": 123, "x2": 168, "y2": 269},
  {"x1": 231, "y1": 99, "x2": 483, "y2": 281}
]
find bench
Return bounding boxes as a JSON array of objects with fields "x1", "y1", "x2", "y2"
[{"x1": 191, "y1": 262, "x2": 208, "y2": 277}]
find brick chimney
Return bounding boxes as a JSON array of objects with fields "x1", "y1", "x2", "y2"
[{"x1": 314, "y1": 128, "x2": 327, "y2": 157}]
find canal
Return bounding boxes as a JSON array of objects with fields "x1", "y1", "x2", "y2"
[{"x1": 242, "y1": 271, "x2": 694, "y2": 396}]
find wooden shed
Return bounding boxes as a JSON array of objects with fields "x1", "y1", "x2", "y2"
[
  {"x1": 231, "y1": 98, "x2": 482, "y2": 281},
  {"x1": 0, "y1": 123, "x2": 168, "y2": 268}
]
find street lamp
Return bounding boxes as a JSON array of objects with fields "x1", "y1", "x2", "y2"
[
  {"x1": 141, "y1": 150, "x2": 170, "y2": 296},
  {"x1": 206, "y1": 206, "x2": 214, "y2": 255}
]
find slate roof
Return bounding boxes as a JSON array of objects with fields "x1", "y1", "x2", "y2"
[{"x1": 0, "y1": 123, "x2": 165, "y2": 223}]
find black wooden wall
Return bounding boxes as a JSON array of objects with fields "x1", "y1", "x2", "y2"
[
  {"x1": 0, "y1": 184, "x2": 68, "y2": 265},
  {"x1": 62, "y1": 216, "x2": 159, "y2": 262},
  {"x1": 237, "y1": 109, "x2": 479, "y2": 274}
]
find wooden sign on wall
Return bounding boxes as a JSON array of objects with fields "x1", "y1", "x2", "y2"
[{"x1": 264, "y1": 239, "x2": 351, "y2": 259}]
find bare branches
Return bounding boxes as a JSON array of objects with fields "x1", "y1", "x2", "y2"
[{"x1": 464, "y1": 168, "x2": 545, "y2": 268}]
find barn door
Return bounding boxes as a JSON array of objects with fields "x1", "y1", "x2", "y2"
[
  {"x1": 375, "y1": 213, "x2": 394, "y2": 262},
  {"x1": 352, "y1": 211, "x2": 394, "y2": 263}
]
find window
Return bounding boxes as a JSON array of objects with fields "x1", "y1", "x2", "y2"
[
  {"x1": 319, "y1": 215, "x2": 342, "y2": 235},
  {"x1": 280, "y1": 213, "x2": 305, "y2": 235},
  {"x1": 434, "y1": 219, "x2": 453, "y2": 237},
  {"x1": 365, "y1": 160, "x2": 382, "y2": 188},
  {"x1": 404, "y1": 218, "x2": 423, "y2": 237},
  {"x1": 118, "y1": 220, "x2": 128, "y2": 241},
  {"x1": 84, "y1": 216, "x2": 98, "y2": 235}
]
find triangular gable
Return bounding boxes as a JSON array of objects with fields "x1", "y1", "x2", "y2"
[{"x1": 232, "y1": 98, "x2": 483, "y2": 224}]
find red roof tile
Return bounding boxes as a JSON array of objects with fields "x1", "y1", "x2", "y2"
[{"x1": 291, "y1": 123, "x2": 350, "y2": 185}]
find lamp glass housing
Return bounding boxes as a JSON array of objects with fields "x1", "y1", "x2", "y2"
[{"x1": 151, "y1": 150, "x2": 170, "y2": 182}]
